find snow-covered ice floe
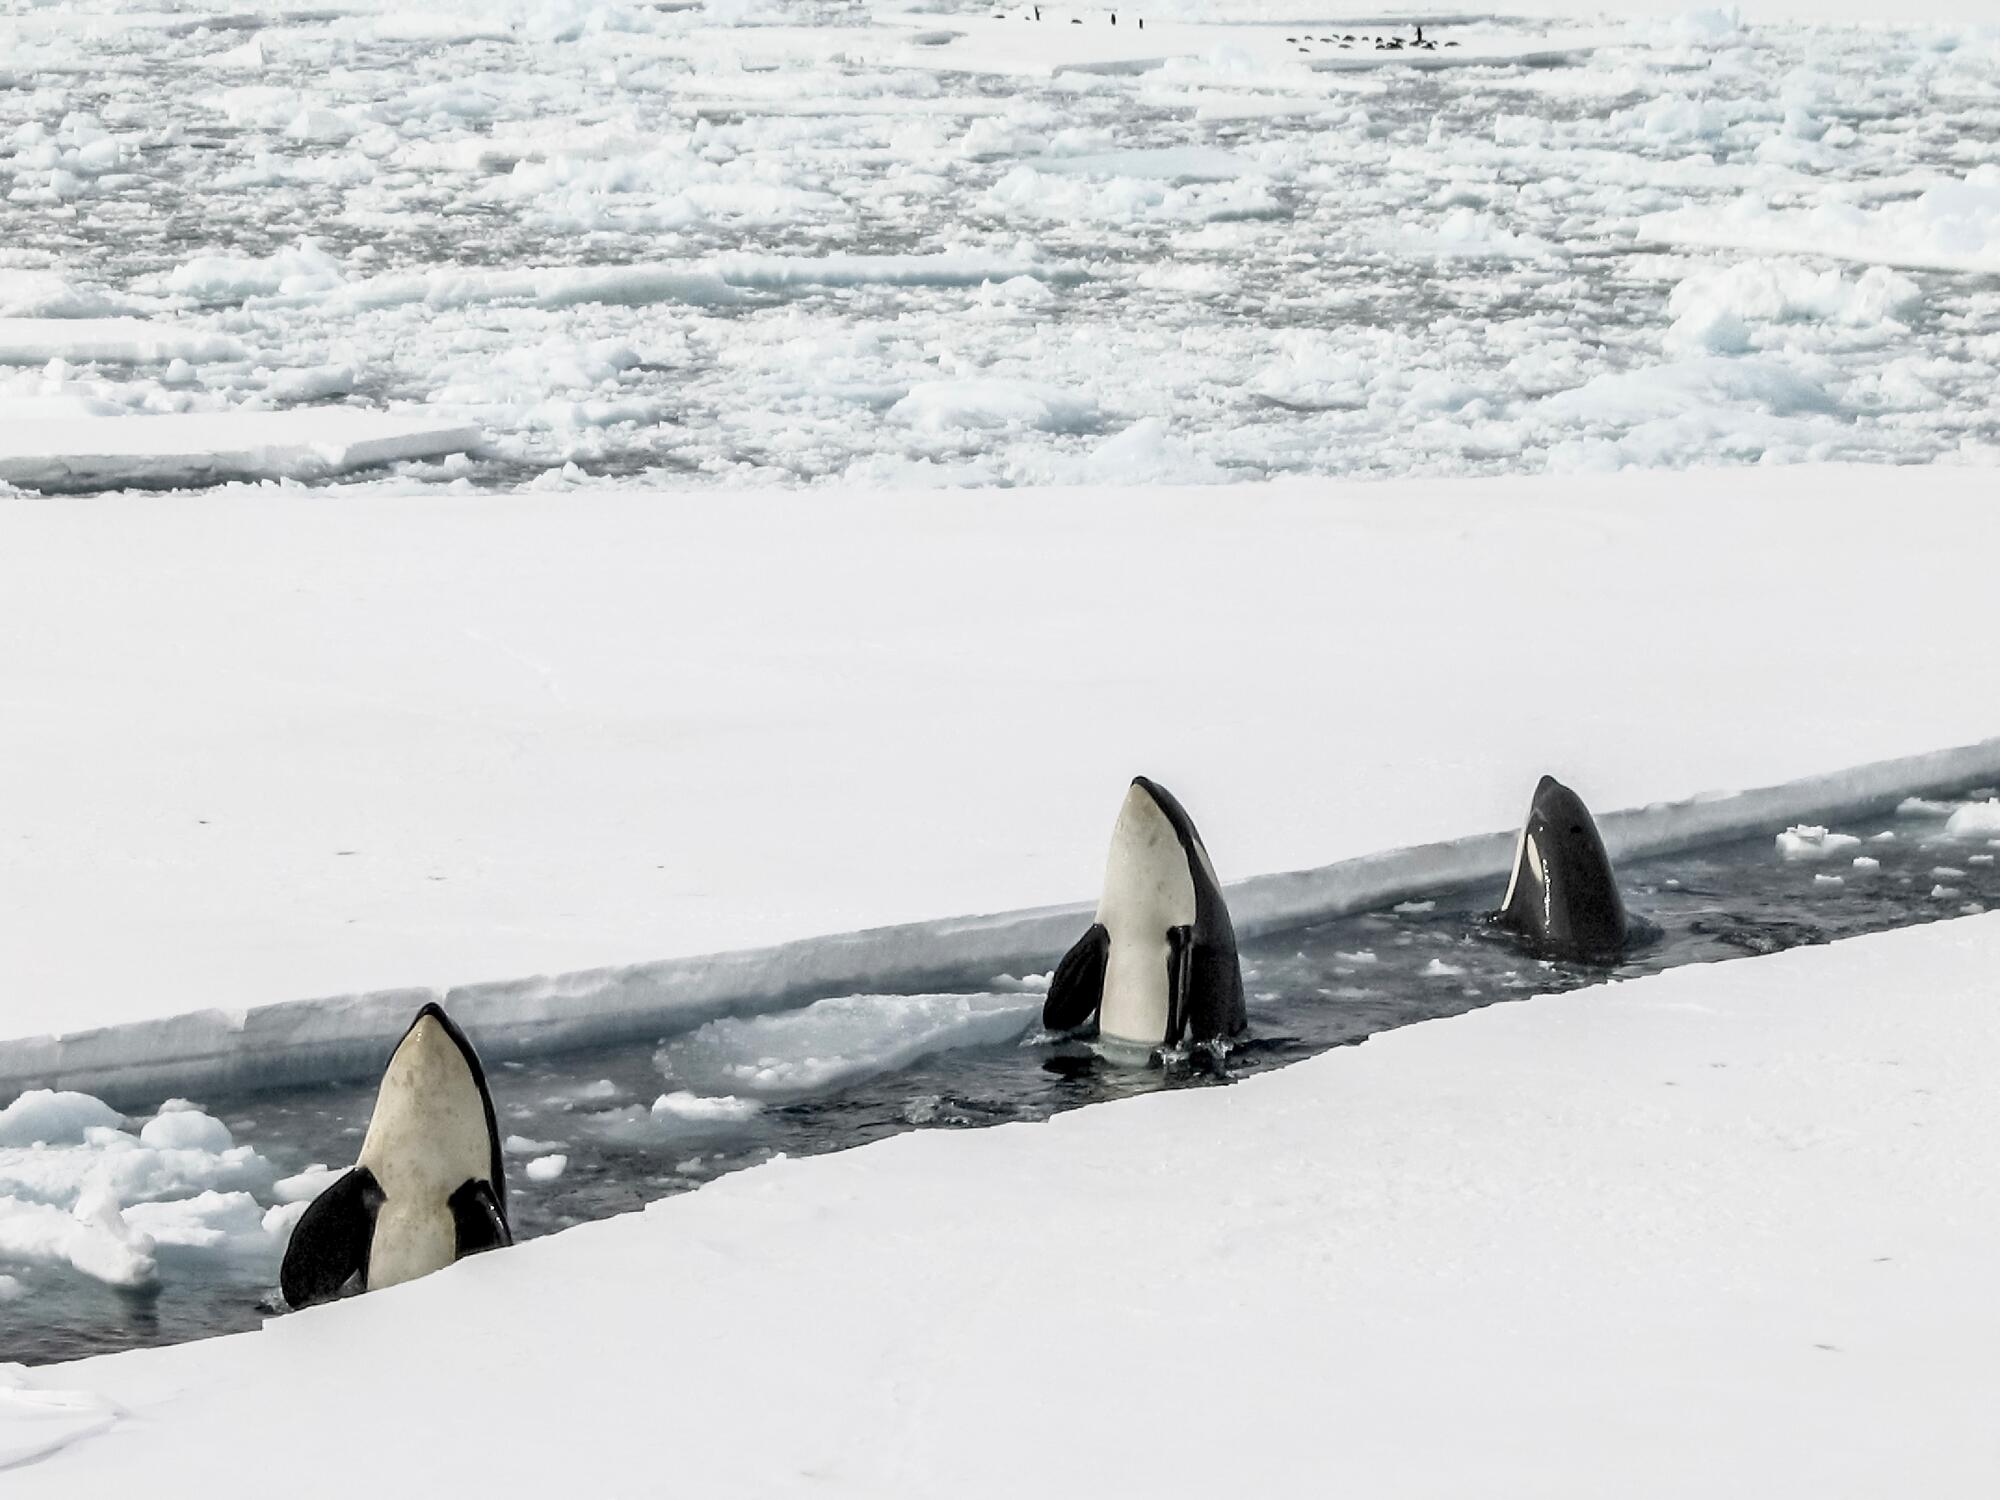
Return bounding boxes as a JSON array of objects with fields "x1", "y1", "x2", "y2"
[
  {"x1": 3, "y1": 465, "x2": 2000, "y2": 1102},
  {"x1": 0, "y1": 410, "x2": 482, "y2": 490},
  {"x1": 7, "y1": 910, "x2": 1998, "y2": 1492}
]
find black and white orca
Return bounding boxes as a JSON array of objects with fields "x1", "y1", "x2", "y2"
[
  {"x1": 280, "y1": 1002, "x2": 511, "y2": 1309},
  {"x1": 1043, "y1": 776, "x2": 1247, "y2": 1052},
  {"x1": 1491, "y1": 775, "x2": 1632, "y2": 963}
]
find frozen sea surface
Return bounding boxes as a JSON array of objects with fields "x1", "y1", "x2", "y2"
[
  {"x1": 8, "y1": 787, "x2": 2000, "y2": 1365},
  {"x1": 2, "y1": 2, "x2": 1996, "y2": 490}
]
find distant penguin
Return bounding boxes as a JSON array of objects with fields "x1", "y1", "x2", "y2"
[
  {"x1": 1043, "y1": 777, "x2": 1247, "y2": 1053},
  {"x1": 280, "y1": 1002, "x2": 510, "y2": 1309},
  {"x1": 1491, "y1": 775, "x2": 1632, "y2": 963}
]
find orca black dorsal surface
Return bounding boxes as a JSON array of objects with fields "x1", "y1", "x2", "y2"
[
  {"x1": 1042, "y1": 776, "x2": 1247, "y2": 1051},
  {"x1": 1493, "y1": 775, "x2": 1630, "y2": 962},
  {"x1": 279, "y1": 1001, "x2": 511, "y2": 1309}
]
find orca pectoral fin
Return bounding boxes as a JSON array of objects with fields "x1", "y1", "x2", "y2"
[
  {"x1": 1182, "y1": 938, "x2": 1248, "y2": 1046},
  {"x1": 449, "y1": 1178, "x2": 512, "y2": 1258},
  {"x1": 280, "y1": 1167, "x2": 382, "y2": 1310},
  {"x1": 1042, "y1": 923, "x2": 1109, "y2": 1034}
]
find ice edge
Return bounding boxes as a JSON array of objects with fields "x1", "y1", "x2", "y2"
[{"x1": 9, "y1": 736, "x2": 1997, "y2": 1105}]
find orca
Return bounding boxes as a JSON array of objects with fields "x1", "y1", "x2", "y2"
[
  {"x1": 1491, "y1": 775, "x2": 1632, "y2": 962},
  {"x1": 1043, "y1": 776, "x2": 1247, "y2": 1053},
  {"x1": 280, "y1": 1002, "x2": 510, "y2": 1309}
]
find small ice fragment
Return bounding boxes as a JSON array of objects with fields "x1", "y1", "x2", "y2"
[
  {"x1": 1871, "y1": 831, "x2": 1897, "y2": 842},
  {"x1": 1394, "y1": 900, "x2": 1435, "y2": 914},
  {"x1": 138, "y1": 1106, "x2": 232, "y2": 1154},
  {"x1": 1969, "y1": 855, "x2": 1994, "y2": 866},
  {"x1": 1814, "y1": 874, "x2": 1844, "y2": 887},
  {"x1": 1930, "y1": 885, "x2": 1961, "y2": 899},
  {"x1": 274, "y1": 1164, "x2": 343, "y2": 1203},
  {"x1": 1944, "y1": 799, "x2": 2000, "y2": 839},
  {"x1": 0, "y1": 1090, "x2": 122, "y2": 1147},
  {"x1": 1897, "y1": 796, "x2": 1955, "y2": 817},
  {"x1": 1422, "y1": 958, "x2": 1464, "y2": 978},
  {"x1": 525, "y1": 1154, "x2": 568, "y2": 1183},
  {"x1": 1932, "y1": 866, "x2": 1967, "y2": 879},
  {"x1": 1851, "y1": 856, "x2": 1880, "y2": 871},
  {"x1": 651, "y1": 1091, "x2": 762, "y2": 1123},
  {"x1": 1777, "y1": 826, "x2": 1860, "y2": 861},
  {"x1": 504, "y1": 1135, "x2": 566, "y2": 1156},
  {"x1": 0, "y1": 1274, "x2": 22, "y2": 1301},
  {"x1": 1334, "y1": 950, "x2": 1378, "y2": 964}
]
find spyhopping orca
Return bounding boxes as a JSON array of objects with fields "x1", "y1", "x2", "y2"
[
  {"x1": 280, "y1": 1002, "x2": 510, "y2": 1309},
  {"x1": 1491, "y1": 775, "x2": 1632, "y2": 963},
  {"x1": 1043, "y1": 777, "x2": 1246, "y2": 1053}
]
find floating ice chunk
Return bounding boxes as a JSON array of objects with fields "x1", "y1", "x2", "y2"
[
  {"x1": 0, "y1": 1091, "x2": 121, "y2": 1147},
  {"x1": 658, "y1": 992, "x2": 1038, "y2": 1102},
  {"x1": 525, "y1": 1155, "x2": 568, "y2": 1183},
  {"x1": 1815, "y1": 874, "x2": 1844, "y2": 887},
  {"x1": 273, "y1": 1163, "x2": 343, "y2": 1202},
  {"x1": 207, "y1": 37, "x2": 266, "y2": 70},
  {"x1": 0, "y1": 269, "x2": 146, "y2": 319},
  {"x1": 0, "y1": 410, "x2": 481, "y2": 491},
  {"x1": 165, "y1": 239, "x2": 348, "y2": 303},
  {"x1": 1944, "y1": 799, "x2": 2000, "y2": 839},
  {"x1": 1777, "y1": 825, "x2": 1861, "y2": 861},
  {"x1": 891, "y1": 378, "x2": 1098, "y2": 434},
  {"x1": 650, "y1": 1091, "x2": 763, "y2": 1123},
  {"x1": 1393, "y1": 900, "x2": 1435, "y2": 915},
  {"x1": 0, "y1": 1188, "x2": 158, "y2": 1287},
  {"x1": 1422, "y1": 958, "x2": 1466, "y2": 978},
  {"x1": 0, "y1": 318, "x2": 247, "y2": 366},
  {"x1": 1898, "y1": 797, "x2": 1957, "y2": 817},
  {"x1": 1932, "y1": 885, "x2": 1962, "y2": 899},
  {"x1": 504, "y1": 1135, "x2": 567, "y2": 1156},
  {"x1": 1852, "y1": 856, "x2": 1881, "y2": 871},
  {"x1": 0, "y1": 1273, "x2": 20, "y2": 1300},
  {"x1": 1932, "y1": 866, "x2": 1968, "y2": 880},
  {"x1": 139, "y1": 1105, "x2": 233, "y2": 1154},
  {"x1": 1073, "y1": 418, "x2": 1229, "y2": 486},
  {"x1": 1336, "y1": 950, "x2": 1378, "y2": 965},
  {"x1": 124, "y1": 1189, "x2": 279, "y2": 1259}
]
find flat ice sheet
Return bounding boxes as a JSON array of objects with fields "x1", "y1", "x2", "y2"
[
  {"x1": 2, "y1": 464, "x2": 1998, "y2": 1052},
  {"x1": 0, "y1": 410, "x2": 482, "y2": 489},
  {"x1": 9, "y1": 910, "x2": 1997, "y2": 1494}
]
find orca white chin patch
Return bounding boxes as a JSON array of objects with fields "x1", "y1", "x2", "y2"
[{"x1": 1096, "y1": 781, "x2": 1195, "y2": 1047}]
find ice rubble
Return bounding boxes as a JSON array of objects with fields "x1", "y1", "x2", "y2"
[
  {"x1": 0, "y1": 1095, "x2": 284, "y2": 1290},
  {"x1": 5, "y1": 5, "x2": 1996, "y2": 485},
  {"x1": 9, "y1": 911, "x2": 1998, "y2": 1494}
]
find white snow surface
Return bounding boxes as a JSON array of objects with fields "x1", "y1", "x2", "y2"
[
  {"x1": 4, "y1": 466, "x2": 2000, "y2": 1098},
  {"x1": 8, "y1": 911, "x2": 1998, "y2": 1493}
]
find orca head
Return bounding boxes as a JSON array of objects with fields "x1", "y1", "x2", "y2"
[
  {"x1": 1497, "y1": 775, "x2": 1629, "y2": 961},
  {"x1": 1091, "y1": 777, "x2": 1239, "y2": 1049},
  {"x1": 358, "y1": 1002, "x2": 508, "y2": 1289}
]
